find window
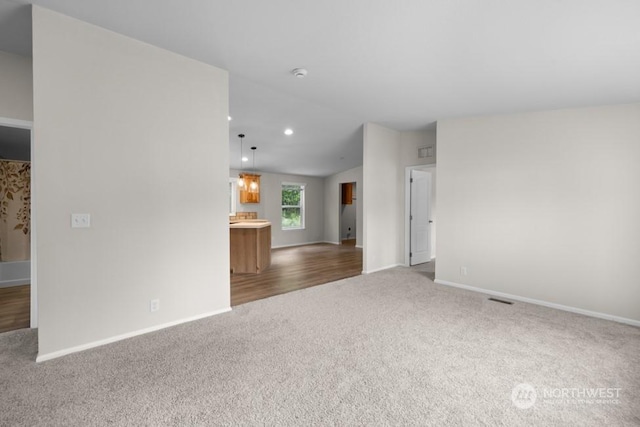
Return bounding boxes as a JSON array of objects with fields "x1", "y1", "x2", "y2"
[
  {"x1": 281, "y1": 183, "x2": 305, "y2": 230},
  {"x1": 229, "y1": 178, "x2": 237, "y2": 216}
]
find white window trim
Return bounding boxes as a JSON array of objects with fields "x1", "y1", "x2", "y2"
[{"x1": 281, "y1": 182, "x2": 306, "y2": 230}]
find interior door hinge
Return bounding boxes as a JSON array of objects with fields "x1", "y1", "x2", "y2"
[
  {"x1": 410, "y1": 178, "x2": 413, "y2": 183},
  {"x1": 410, "y1": 252, "x2": 413, "y2": 257},
  {"x1": 410, "y1": 215, "x2": 413, "y2": 220}
]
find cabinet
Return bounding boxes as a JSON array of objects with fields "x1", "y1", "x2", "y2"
[
  {"x1": 341, "y1": 182, "x2": 353, "y2": 205},
  {"x1": 230, "y1": 223, "x2": 271, "y2": 274},
  {"x1": 239, "y1": 174, "x2": 261, "y2": 204}
]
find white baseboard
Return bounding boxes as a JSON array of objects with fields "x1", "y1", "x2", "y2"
[
  {"x1": 363, "y1": 264, "x2": 403, "y2": 275},
  {"x1": 36, "y1": 307, "x2": 232, "y2": 363},
  {"x1": 271, "y1": 241, "x2": 331, "y2": 249},
  {"x1": 335, "y1": 240, "x2": 363, "y2": 248},
  {"x1": 272, "y1": 241, "x2": 360, "y2": 249},
  {"x1": 434, "y1": 279, "x2": 640, "y2": 328}
]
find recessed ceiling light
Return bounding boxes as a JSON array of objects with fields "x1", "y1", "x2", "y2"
[
  {"x1": 228, "y1": 116, "x2": 232, "y2": 121},
  {"x1": 242, "y1": 157, "x2": 248, "y2": 162},
  {"x1": 284, "y1": 128, "x2": 294, "y2": 136}
]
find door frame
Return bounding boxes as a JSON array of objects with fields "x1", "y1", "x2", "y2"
[
  {"x1": 0, "y1": 117, "x2": 36, "y2": 328},
  {"x1": 404, "y1": 164, "x2": 436, "y2": 266},
  {"x1": 338, "y1": 182, "x2": 357, "y2": 245}
]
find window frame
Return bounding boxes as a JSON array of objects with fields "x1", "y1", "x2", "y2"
[
  {"x1": 281, "y1": 182, "x2": 305, "y2": 230},
  {"x1": 229, "y1": 177, "x2": 237, "y2": 216}
]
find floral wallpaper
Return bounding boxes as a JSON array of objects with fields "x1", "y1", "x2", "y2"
[{"x1": 0, "y1": 160, "x2": 31, "y2": 261}]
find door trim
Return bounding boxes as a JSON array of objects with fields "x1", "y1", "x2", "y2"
[{"x1": 404, "y1": 164, "x2": 436, "y2": 267}]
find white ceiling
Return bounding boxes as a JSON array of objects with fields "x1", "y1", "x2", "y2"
[{"x1": 1, "y1": 0, "x2": 639, "y2": 176}]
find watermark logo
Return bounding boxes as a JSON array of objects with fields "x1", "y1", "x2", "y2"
[
  {"x1": 512, "y1": 383, "x2": 537, "y2": 409},
  {"x1": 541, "y1": 387, "x2": 622, "y2": 406},
  {"x1": 511, "y1": 384, "x2": 622, "y2": 409}
]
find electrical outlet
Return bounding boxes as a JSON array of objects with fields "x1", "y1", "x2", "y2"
[
  {"x1": 149, "y1": 299, "x2": 160, "y2": 312},
  {"x1": 460, "y1": 267, "x2": 468, "y2": 276},
  {"x1": 71, "y1": 213, "x2": 91, "y2": 228}
]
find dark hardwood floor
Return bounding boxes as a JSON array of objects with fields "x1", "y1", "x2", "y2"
[
  {"x1": 0, "y1": 284, "x2": 30, "y2": 333},
  {"x1": 231, "y1": 242, "x2": 362, "y2": 306}
]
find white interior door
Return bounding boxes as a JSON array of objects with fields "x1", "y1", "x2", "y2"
[{"x1": 410, "y1": 169, "x2": 431, "y2": 265}]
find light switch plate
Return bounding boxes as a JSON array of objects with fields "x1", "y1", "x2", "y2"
[{"x1": 71, "y1": 213, "x2": 91, "y2": 228}]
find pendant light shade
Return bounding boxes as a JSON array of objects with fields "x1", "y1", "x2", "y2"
[
  {"x1": 248, "y1": 146, "x2": 259, "y2": 193},
  {"x1": 236, "y1": 135, "x2": 260, "y2": 203}
]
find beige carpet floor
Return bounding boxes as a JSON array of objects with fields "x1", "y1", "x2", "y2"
[{"x1": 1, "y1": 264, "x2": 639, "y2": 426}]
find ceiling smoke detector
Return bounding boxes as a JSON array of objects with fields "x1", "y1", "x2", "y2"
[{"x1": 292, "y1": 68, "x2": 307, "y2": 78}]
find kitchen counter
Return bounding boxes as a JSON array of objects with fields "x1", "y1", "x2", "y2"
[
  {"x1": 230, "y1": 220, "x2": 271, "y2": 274},
  {"x1": 229, "y1": 219, "x2": 271, "y2": 229}
]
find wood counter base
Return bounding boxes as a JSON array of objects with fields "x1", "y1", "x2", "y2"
[{"x1": 230, "y1": 225, "x2": 271, "y2": 274}]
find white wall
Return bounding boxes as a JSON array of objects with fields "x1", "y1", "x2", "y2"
[
  {"x1": 436, "y1": 103, "x2": 640, "y2": 323},
  {"x1": 363, "y1": 123, "x2": 402, "y2": 273},
  {"x1": 399, "y1": 130, "x2": 437, "y2": 169},
  {"x1": 230, "y1": 169, "x2": 324, "y2": 248},
  {"x1": 324, "y1": 166, "x2": 363, "y2": 247},
  {"x1": 0, "y1": 50, "x2": 33, "y2": 121},
  {"x1": 33, "y1": 7, "x2": 230, "y2": 359},
  {"x1": 363, "y1": 124, "x2": 437, "y2": 272}
]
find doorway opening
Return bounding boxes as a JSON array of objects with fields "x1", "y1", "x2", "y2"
[
  {"x1": 339, "y1": 182, "x2": 357, "y2": 246},
  {"x1": 0, "y1": 118, "x2": 34, "y2": 333},
  {"x1": 405, "y1": 165, "x2": 436, "y2": 267}
]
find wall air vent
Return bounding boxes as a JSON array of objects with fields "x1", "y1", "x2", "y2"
[{"x1": 418, "y1": 146, "x2": 434, "y2": 158}]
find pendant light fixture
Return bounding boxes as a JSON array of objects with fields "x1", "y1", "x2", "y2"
[
  {"x1": 237, "y1": 134, "x2": 245, "y2": 188},
  {"x1": 248, "y1": 146, "x2": 259, "y2": 193}
]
